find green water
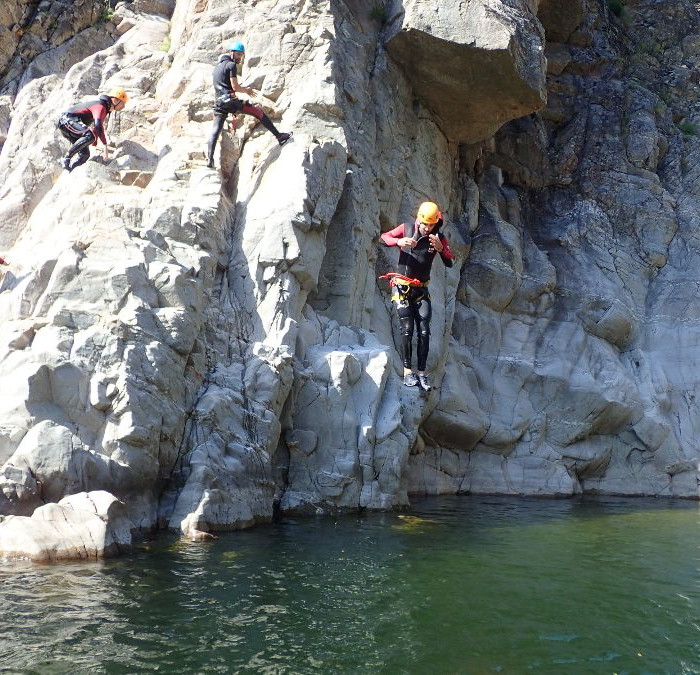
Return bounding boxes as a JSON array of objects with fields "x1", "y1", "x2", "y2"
[{"x1": 2, "y1": 496, "x2": 700, "y2": 674}]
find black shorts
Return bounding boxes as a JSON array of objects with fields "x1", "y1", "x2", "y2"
[
  {"x1": 57, "y1": 114, "x2": 91, "y2": 142},
  {"x1": 213, "y1": 94, "x2": 246, "y2": 116}
]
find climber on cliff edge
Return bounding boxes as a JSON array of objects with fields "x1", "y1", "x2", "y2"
[
  {"x1": 57, "y1": 87, "x2": 129, "y2": 172},
  {"x1": 381, "y1": 201, "x2": 456, "y2": 392},
  {"x1": 206, "y1": 41, "x2": 292, "y2": 168}
]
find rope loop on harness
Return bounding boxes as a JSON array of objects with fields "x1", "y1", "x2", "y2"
[{"x1": 378, "y1": 272, "x2": 428, "y2": 288}]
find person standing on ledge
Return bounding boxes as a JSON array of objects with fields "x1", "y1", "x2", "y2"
[
  {"x1": 381, "y1": 201, "x2": 456, "y2": 392},
  {"x1": 57, "y1": 87, "x2": 128, "y2": 172},
  {"x1": 206, "y1": 41, "x2": 292, "y2": 168}
]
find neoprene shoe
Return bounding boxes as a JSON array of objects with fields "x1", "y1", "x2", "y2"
[
  {"x1": 61, "y1": 156, "x2": 72, "y2": 171},
  {"x1": 418, "y1": 374, "x2": 432, "y2": 392},
  {"x1": 404, "y1": 372, "x2": 419, "y2": 387},
  {"x1": 277, "y1": 132, "x2": 292, "y2": 146}
]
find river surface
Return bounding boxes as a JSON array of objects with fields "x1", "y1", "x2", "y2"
[{"x1": 2, "y1": 496, "x2": 700, "y2": 674}]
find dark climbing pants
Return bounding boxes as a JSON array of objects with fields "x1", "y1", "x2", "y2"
[
  {"x1": 394, "y1": 286, "x2": 432, "y2": 371},
  {"x1": 57, "y1": 114, "x2": 95, "y2": 169},
  {"x1": 207, "y1": 95, "x2": 281, "y2": 162}
]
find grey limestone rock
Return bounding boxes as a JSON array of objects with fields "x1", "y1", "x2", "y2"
[
  {"x1": 2, "y1": 0, "x2": 700, "y2": 558},
  {"x1": 0, "y1": 490, "x2": 132, "y2": 561}
]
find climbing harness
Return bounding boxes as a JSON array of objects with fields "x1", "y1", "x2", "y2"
[
  {"x1": 378, "y1": 272, "x2": 429, "y2": 304},
  {"x1": 378, "y1": 272, "x2": 427, "y2": 287}
]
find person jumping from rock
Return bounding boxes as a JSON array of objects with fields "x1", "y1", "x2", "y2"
[
  {"x1": 57, "y1": 87, "x2": 128, "y2": 172},
  {"x1": 206, "y1": 41, "x2": 292, "y2": 168},
  {"x1": 381, "y1": 201, "x2": 455, "y2": 392}
]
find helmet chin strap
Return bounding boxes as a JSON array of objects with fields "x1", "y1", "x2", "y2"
[{"x1": 416, "y1": 220, "x2": 435, "y2": 236}]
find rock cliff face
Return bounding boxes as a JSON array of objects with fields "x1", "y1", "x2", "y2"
[{"x1": 1, "y1": 0, "x2": 700, "y2": 559}]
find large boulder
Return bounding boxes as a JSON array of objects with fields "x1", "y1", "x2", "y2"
[
  {"x1": 0, "y1": 490, "x2": 133, "y2": 561},
  {"x1": 385, "y1": 0, "x2": 547, "y2": 142}
]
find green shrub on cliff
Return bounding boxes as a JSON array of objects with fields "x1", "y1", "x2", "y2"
[
  {"x1": 678, "y1": 121, "x2": 698, "y2": 136},
  {"x1": 608, "y1": 0, "x2": 623, "y2": 16},
  {"x1": 370, "y1": 3, "x2": 387, "y2": 23}
]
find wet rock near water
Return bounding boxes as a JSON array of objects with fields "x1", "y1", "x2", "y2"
[{"x1": 0, "y1": 490, "x2": 132, "y2": 561}]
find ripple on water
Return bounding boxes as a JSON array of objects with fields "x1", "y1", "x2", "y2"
[{"x1": 2, "y1": 496, "x2": 700, "y2": 673}]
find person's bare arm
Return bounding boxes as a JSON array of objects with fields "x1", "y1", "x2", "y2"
[{"x1": 229, "y1": 76, "x2": 256, "y2": 97}]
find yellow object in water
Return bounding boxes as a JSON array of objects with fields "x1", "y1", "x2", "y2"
[
  {"x1": 221, "y1": 551, "x2": 239, "y2": 559},
  {"x1": 392, "y1": 514, "x2": 440, "y2": 530}
]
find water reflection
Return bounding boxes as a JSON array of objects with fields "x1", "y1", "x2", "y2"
[{"x1": 1, "y1": 496, "x2": 700, "y2": 674}]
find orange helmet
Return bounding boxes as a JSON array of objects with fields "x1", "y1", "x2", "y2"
[
  {"x1": 107, "y1": 87, "x2": 129, "y2": 103},
  {"x1": 417, "y1": 201, "x2": 442, "y2": 225}
]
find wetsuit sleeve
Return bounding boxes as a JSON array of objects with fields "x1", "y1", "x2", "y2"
[
  {"x1": 381, "y1": 224, "x2": 406, "y2": 246},
  {"x1": 89, "y1": 103, "x2": 109, "y2": 144},
  {"x1": 439, "y1": 234, "x2": 455, "y2": 267}
]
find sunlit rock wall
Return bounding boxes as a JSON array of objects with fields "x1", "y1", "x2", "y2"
[{"x1": 1, "y1": 0, "x2": 700, "y2": 558}]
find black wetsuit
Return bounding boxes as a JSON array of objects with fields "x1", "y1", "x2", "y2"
[
  {"x1": 206, "y1": 54, "x2": 284, "y2": 166},
  {"x1": 57, "y1": 95, "x2": 113, "y2": 170},
  {"x1": 381, "y1": 220, "x2": 455, "y2": 371}
]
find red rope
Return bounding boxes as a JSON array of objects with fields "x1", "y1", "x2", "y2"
[{"x1": 378, "y1": 272, "x2": 424, "y2": 286}]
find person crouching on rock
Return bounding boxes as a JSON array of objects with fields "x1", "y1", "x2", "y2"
[
  {"x1": 381, "y1": 201, "x2": 456, "y2": 392},
  {"x1": 57, "y1": 87, "x2": 128, "y2": 172},
  {"x1": 206, "y1": 40, "x2": 292, "y2": 168}
]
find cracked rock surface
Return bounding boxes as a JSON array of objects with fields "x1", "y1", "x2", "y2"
[{"x1": 2, "y1": 0, "x2": 700, "y2": 559}]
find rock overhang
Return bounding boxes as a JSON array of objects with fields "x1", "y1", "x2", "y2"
[{"x1": 384, "y1": 1, "x2": 547, "y2": 143}]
